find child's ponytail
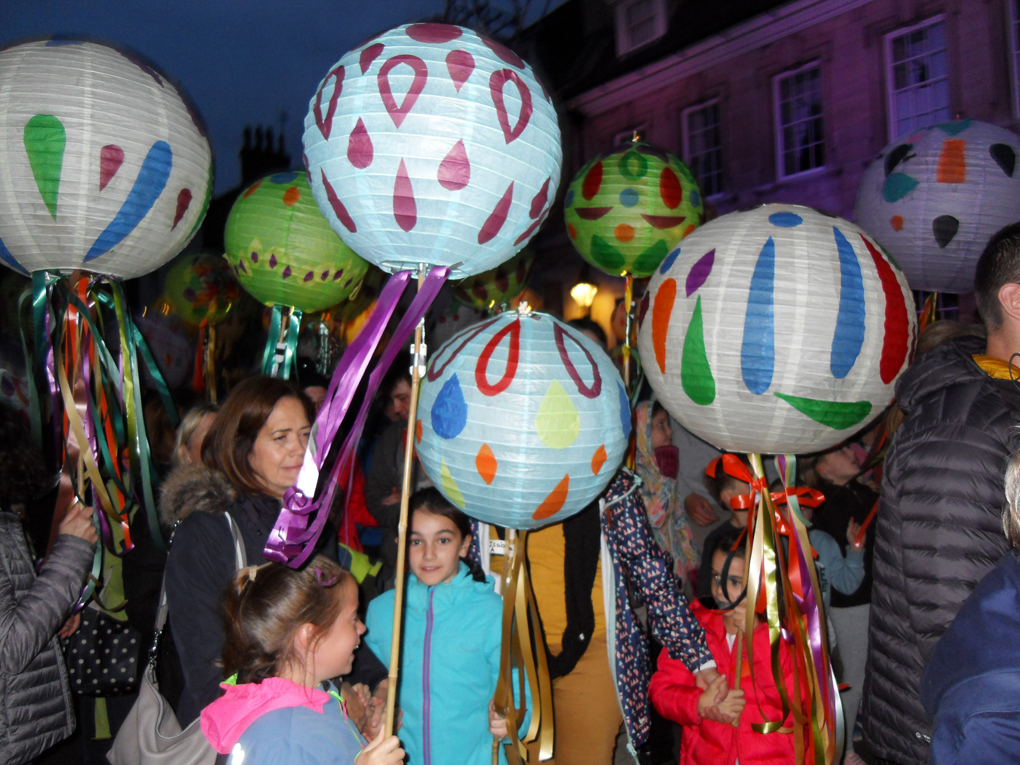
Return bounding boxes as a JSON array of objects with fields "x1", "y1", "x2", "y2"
[{"x1": 221, "y1": 555, "x2": 353, "y2": 684}]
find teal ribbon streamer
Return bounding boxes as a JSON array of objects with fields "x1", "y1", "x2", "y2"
[
  {"x1": 281, "y1": 308, "x2": 302, "y2": 379},
  {"x1": 261, "y1": 305, "x2": 284, "y2": 376}
]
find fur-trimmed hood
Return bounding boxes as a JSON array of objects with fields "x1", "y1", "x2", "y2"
[{"x1": 158, "y1": 462, "x2": 237, "y2": 528}]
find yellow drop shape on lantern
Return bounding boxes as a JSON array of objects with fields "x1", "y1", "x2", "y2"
[
  {"x1": 535, "y1": 379, "x2": 580, "y2": 449},
  {"x1": 440, "y1": 460, "x2": 465, "y2": 508}
]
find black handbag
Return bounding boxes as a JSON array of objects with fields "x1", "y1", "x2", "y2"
[{"x1": 65, "y1": 604, "x2": 141, "y2": 696}]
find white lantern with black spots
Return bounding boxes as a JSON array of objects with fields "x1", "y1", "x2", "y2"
[
  {"x1": 415, "y1": 310, "x2": 629, "y2": 529},
  {"x1": 854, "y1": 119, "x2": 1020, "y2": 294},
  {"x1": 638, "y1": 204, "x2": 917, "y2": 456},
  {"x1": 0, "y1": 40, "x2": 213, "y2": 279},
  {"x1": 302, "y1": 23, "x2": 561, "y2": 278}
]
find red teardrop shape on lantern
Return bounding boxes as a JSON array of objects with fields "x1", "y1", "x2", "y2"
[
  {"x1": 490, "y1": 69, "x2": 533, "y2": 144},
  {"x1": 438, "y1": 140, "x2": 470, "y2": 190},
  {"x1": 406, "y1": 23, "x2": 462, "y2": 43},
  {"x1": 446, "y1": 49, "x2": 475, "y2": 92},
  {"x1": 582, "y1": 161, "x2": 603, "y2": 201},
  {"x1": 100, "y1": 145, "x2": 124, "y2": 191},
  {"x1": 476, "y1": 317, "x2": 521, "y2": 395},
  {"x1": 360, "y1": 43, "x2": 384, "y2": 74},
  {"x1": 378, "y1": 55, "x2": 428, "y2": 129},
  {"x1": 478, "y1": 181, "x2": 514, "y2": 244},
  {"x1": 514, "y1": 208, "x2": 548, "y2": 245},
  {"x1": 481, "y1": 36, "x2": 525, "y2": 68},
  {"x1": 530, "y1": 178, "x2": 550, "y2": 219},
  {"x1": 393, "y1": 159, "x2": 417, "y2": 232},
  {"x1": 313, "y1": 64, "x2": 345, "y2": 140},
  {"x1": 321, "y1": 170, "x2": 357, "y2": 232},
  {"x1": 348, "y1": 118, "x2": 373, "y2": 169},
  {"x1": 172, "y1": 189, "x2": 192, "y2": 229},
  {"x1": 660, "y1": 167, "x2": 683, "y2": 209}
]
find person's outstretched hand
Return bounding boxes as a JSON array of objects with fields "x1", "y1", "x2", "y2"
[
  {"x1": 697, "y1": 673, "x2": 744, "y2": 724},
  {"x1": 57, "y1": 612, "x2": 81, "y2": 639},
  {"x1": 354, "y1": 729, "x2": 404, "y2": 765},
  {"x1": 58, "y1": 502, "x2": 97, "y2": 544},
  {"x1": 684, "y1": 494, "x2": 719, "y2": 526}
]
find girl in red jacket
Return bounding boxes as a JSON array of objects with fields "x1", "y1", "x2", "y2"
[{"x1": 649, "y1": 526, "x2": 796, "y2": 765}]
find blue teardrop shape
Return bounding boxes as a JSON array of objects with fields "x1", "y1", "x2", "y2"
[
  {"x1": 741, "y1": 236, "x2": 775, "y2": 395},
  {"x1": 830, "y1": 227, "x2": 865, "y2": 379},
  {"x1": 432, "y1": 374, "x2": 468, "y2": 440}
]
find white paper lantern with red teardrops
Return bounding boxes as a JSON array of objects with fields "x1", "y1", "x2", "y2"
[
  {"x1": 302, "y1": 23, "x2": 561, "y2": 278},
  {"x1": 0, "y1": 40, "x2": 213, "y2": 279}
]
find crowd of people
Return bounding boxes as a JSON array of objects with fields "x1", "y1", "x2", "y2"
[{"x1": 4, "y1": 223, "x2": 1020, "y2": 765}]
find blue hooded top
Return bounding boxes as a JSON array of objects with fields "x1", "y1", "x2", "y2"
[
  {"x1": 921, "y1": 552, "x2": 1020, "y2": 764},
  {"x1": 365, "y1": 562, "x2": 527, "y2": 765}
]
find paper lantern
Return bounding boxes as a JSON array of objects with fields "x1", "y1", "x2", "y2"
[
  {"x1": 0, "y1": 40, "x2": 213, "y2": 279},
  {"x1": 164, "y1": 252, "x2": 239, "y2": 326},
  {"x1": 225, "y1": 172, "x2": 370, "y2": 313},
  {"x1": 452, "y1": 247, "x2": 533, "y2": 310},
  {"x1": 416, "y1": 310, "x2": 630, "y2": 529},
  {"x1": 302, "y1": 23, "x2": 562, "y2": 277},
  {"x1": 854, "y1": 119, "x2": 1020, "y2": 293},
  {"x1": 638, "y1": 204, "x2": 916, "y2": 455},
  {"x1": 564, "y1": 142, "x2": 703, "y2": 277}
]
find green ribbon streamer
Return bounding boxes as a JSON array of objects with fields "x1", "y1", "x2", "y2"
[
  {"x1": 261, "y1": 305, "x2": 284, "y2": 376},
  {"x1": 282, "y1": 308, "x2": 302, "y2": 379}
]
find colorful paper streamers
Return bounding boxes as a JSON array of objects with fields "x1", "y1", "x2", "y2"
[
  {"x1": 638, "y1": 204, "x2": 917, "y2": 455},
  {"x1": 0, "y1": 40, "x2": 212, "y2": 279},
  {"x1": 854, "y1": 119, "x2": 1020, "y2": 293},
  {"x1": 415, "y1": 307, "x2": 629, "y2": 530},
  {"x1": 225, "y1": 172, "x2": 369, "y2": 313},
  {"x1": 564, "y1": 140, "x2": 703, "y2": 278},
  {"x1": 303, "y1": 23, "x2": 562, "y2": 278}
]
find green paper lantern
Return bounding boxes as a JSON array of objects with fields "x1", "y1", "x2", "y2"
[
  {"x1": 164, "y1": 252, "x2": 239, "y2": 326},
  {"x1": 452, "y1": 247, "x2": 534, "y2": 311},
  {"x1": 224, "y1": 172, "x2": 369, "y2": 313},
  {"x1": 564, "y1": 142, "x2": 703, "y2": 277}
]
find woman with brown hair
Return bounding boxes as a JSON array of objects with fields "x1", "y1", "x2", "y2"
[{"x1": 161, "y1": 376, "x2": 325, "y2": 725}]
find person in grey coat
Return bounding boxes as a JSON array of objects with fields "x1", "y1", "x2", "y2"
[
  {"x1": 863, "y1": 223, "x2": 1020, "y2": 765},
  {"x1": 0, "y1": 404, "x2": 97, "y2": 765}
]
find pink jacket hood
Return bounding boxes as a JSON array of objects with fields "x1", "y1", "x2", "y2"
[{"x1": 200, "y1": 677, "x2": 331, "y2": 754}]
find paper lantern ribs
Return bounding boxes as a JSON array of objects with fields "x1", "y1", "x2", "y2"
[
  {"x1": 302, "y1": 23, "x2": 562, "y2": 278},
  {"x1": 638, "y1": 204, "x2": 917, "y2": 456},
  {"x1": 0, "y1": 40, "x2": 213, "y2": 279},
  {"x1": 854, "y1": 119, "x2": 1020, "y2": 294},
  {"x1": 416, "y1": 309, "x2": 630, "y2": 530}
]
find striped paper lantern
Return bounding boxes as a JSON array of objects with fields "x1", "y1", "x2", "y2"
[
  {"x1": 854, "y1": 119, "x2": 1020, "y2": 293},
  {"x1": 565, "y1": 142, "x2": 703, "y2": 277},
  {"x1": 302, "y1": 23, "x2": 561, "y2": 278},
  {"x1": 416, "y1": 310, "x2": 629, "y2": 529},
  {"x1": 225, "y1": 172, "x2": 370, "y2": 313},
  {"x1": 638, "y1": 204, "x2": 917, "y2": 455},
  {"x1": 0, "y1": 40, "x2": 213, "y2": 279}
]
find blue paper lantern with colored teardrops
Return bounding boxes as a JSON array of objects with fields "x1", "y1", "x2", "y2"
[
  {"x1": 302, "y1": 23, "x2": 561, "y2": 278},
  {"x1": 854, "y1": 119, "x2": 1020, "y2": 293},
  {"x1": 0, "y1": 40, "x2": 213, "y2": 279},
  {"x1": 415, "y1": 310, "x2": 629, "y2": 529},
  {"x1": 638, "y1": 204, "x2": 917, "y2": 455}
]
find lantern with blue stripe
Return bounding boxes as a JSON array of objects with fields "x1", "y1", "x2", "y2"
[
  {"x1": 0, "y1": 40, "x2": 213, "y2": 279},
  {"x1": 638, "y1": 204, "x2": 917, "y2": 455},
  {"x1": 416, "y1": 309, "x2": 629, "y2": 529},
  {"x1": 302, "y1": 23, "x2": 562, "y2": 278}
]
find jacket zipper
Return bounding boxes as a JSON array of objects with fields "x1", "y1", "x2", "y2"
[{"x1": 423, "y1": 586, "x2": 435, "y2": 765}]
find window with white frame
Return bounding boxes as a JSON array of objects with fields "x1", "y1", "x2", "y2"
[
  {"x1": 885, "y1": 17, "x2": 949, "y2": 140},
  {"x1": 615, "y1": 0, "x2": 667, "y2": 56},
  {"x1": 1009, "y1": 1, "x2": 1020, "y2": 118},
  {"x1": 683, "y1": 101, "x2": 723, "y2": 197},
  {"x1": 774, "y1": 63, "x2": 825, "y2": 179}
]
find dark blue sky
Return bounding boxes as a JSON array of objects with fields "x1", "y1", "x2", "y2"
[{"x1": 3, "y1": 0, "x2": 455, "y2": 194}]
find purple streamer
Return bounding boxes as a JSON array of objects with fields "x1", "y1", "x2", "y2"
[{"x1": 265, "y1": 267, "x2": 450, "y2": 567}]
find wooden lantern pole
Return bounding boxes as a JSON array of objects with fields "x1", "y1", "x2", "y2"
[{"x1": 385, "y1": 267, "x2": 428, "y2": 736}]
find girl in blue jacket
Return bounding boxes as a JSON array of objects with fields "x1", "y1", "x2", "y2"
[{"x1": 365, "y1": 488, "x2": 523, "y2": 765}]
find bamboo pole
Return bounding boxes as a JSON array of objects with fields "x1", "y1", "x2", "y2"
[
  {"x1": 622, "y1": 273, "x2": 633, "y2": 391},
  {"x1": 385, "y1": 268, "x2": 427, "y2": 736}
]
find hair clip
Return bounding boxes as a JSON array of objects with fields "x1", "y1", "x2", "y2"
[{"x1": 315, "y1": 567, "x2": 340, "y2": 587}]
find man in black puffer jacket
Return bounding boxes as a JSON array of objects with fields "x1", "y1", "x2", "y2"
[{"x1": 864, "y1": 223, "x2": 1020, "y2": 765}]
